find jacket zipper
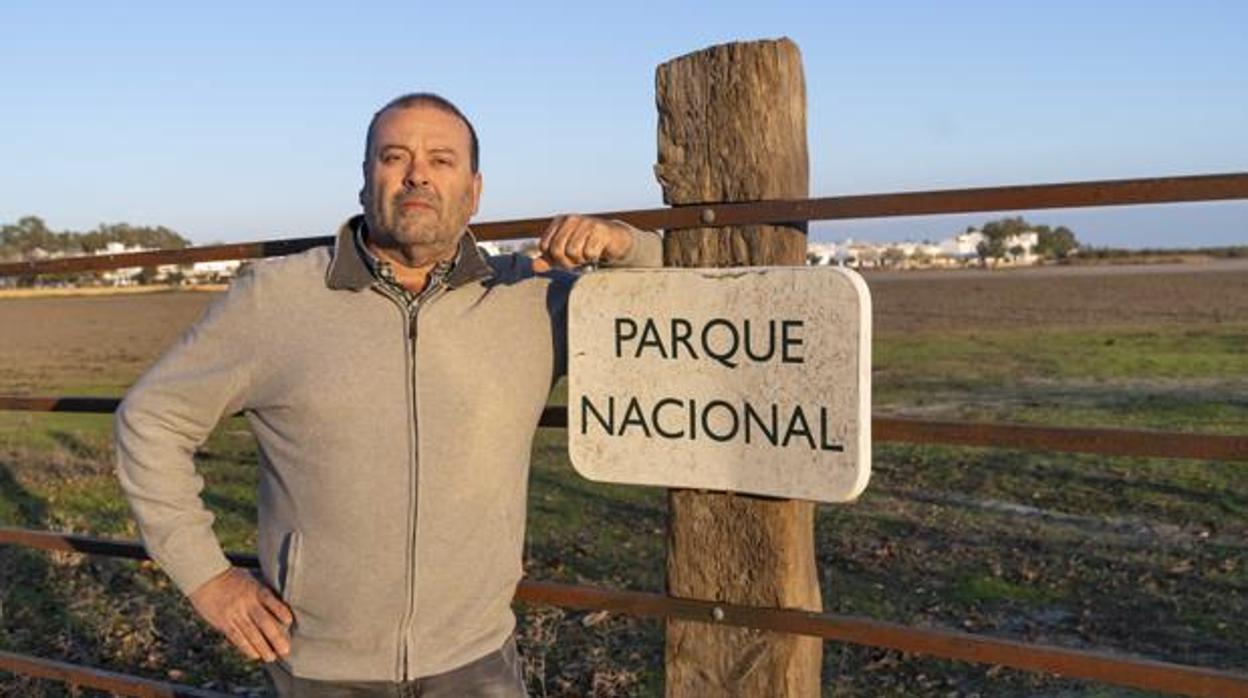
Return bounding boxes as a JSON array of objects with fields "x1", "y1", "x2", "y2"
[{"x1": 387, "y1": 281, "x2": 447, "y2": 681}]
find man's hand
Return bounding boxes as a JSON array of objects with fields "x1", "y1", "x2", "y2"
[
  {"x1": 533, "y1": 215, "x2": 635, "y2": 272},
  {"x1": 189, "y1": 567, "x2": 293, "y2": 662}
]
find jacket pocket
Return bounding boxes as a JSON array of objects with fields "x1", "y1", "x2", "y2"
[{"x1": 278, "y1": 530, "x2": 304, "y2": 605}]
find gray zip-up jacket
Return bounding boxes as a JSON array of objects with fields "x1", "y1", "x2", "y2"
[{"x1": 114, "y1": 216, "x2": 662, "y2": 681}]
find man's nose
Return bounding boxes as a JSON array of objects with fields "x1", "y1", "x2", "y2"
[{"x1": 403, "y1": 159, "x2": 431, "y2": 189}]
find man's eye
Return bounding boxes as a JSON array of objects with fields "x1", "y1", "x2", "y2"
[
  {"x1": 433, "y1": 158, "x2": 453, "y2": 167},
  {"x1": 381, "y1": 153, "x2": 404, "y2": 164}
]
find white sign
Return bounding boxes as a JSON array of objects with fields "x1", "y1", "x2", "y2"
[{"x1": 567, "y1": 267, "x2": 871, "y2": 503}]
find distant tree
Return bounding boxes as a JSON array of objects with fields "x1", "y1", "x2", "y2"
[
  {"x1": 1009, "y1": 244, "x2": 1026, "y2": 259},
  {"x1": 981, "y1": 216, "x2": 1030, "y2": 242},
  {"x1": 1, "y1": 216, "x2": 70, "y2": 256},
  {"x1": 976, "y1": 237, "x2": 1005, "y2": 265},
  {"x1": 881, "y1": 247, "x2": 908, "y2": 268},
  {"x1": 973, "y1": 216, "x2": 1080, "y2": 263},
  {"x1": 79, "y1": 223, "x2": 190, "y2": 252},
  {"x1": 136, "y1": 266, "x2": 159, "y2": 285},
  {"x1": 1035, "y1": 225, "x2": 1078, "y2": 259},
  {"x1": 1, "y1": 216, "x2": 191, "y2": 260}
]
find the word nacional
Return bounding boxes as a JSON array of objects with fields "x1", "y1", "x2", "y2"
[{"x1": 568, "y1": 266, "x2": 871, "y2": 503}]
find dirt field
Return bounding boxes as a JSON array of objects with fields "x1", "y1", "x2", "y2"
[
  {"x1": 3, "y1": 260, "x2": 1245, "y2": 395},
  {"x1": 0, "y1": 291, "x2": 213, "y2": 394},
  {"x1": 864, "y1": 258, "x2": 1248, "y2": 332}
]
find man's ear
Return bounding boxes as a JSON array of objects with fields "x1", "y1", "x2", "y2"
[{"x1": 470, "y1": 172, "x2": 483, "y2": 216}]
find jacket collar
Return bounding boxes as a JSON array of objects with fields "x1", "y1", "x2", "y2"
[{"x1": 326, "y1": 214, "x2": 494, "y2": 291}]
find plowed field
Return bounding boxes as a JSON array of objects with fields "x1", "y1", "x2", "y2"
[{"x1": 3, "y1": 259, "x2": 1245, "y2": 394}]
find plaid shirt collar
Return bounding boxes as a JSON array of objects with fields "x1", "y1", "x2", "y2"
[
  {"x1": 325, "y1": 215, "x2": 494, "y2": 293},
  {"x1": 353, "y1": 220, "x2": 457, "y2": 304}
]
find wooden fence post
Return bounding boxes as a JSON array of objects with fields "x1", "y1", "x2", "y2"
[{"x1": 656, "y1": 38, "x2": 822, "y2": 696}]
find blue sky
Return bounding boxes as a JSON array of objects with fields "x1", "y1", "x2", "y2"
[{"x1": 1, "y1": 1, "x2": 1244, "y2": 248}]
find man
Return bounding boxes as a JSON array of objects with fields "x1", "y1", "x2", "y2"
[{"x1": 114, "y1": 93, "x2": 661, "y2": 696}]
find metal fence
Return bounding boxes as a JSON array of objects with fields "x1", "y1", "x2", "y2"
[{"x1": 2, "y1": 171, "x2": 1247, "y2": 697}]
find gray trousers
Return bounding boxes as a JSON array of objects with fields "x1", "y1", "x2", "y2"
[{"x1": 264, "y1": 636, "x2": 527, "y2": 697}]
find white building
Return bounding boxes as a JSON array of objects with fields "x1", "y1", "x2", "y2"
[
  {"x1": 806, "y1": 241, "x2": 839, "y2": 265},
  {"x1": 807, "y1": 227, "x2": 1048, "y2": 270},
  {"x1": 1003, "y1": 231, "x2": 1039, "y2": 265},
  {"x1": 96, "y1": 242, "x2": 147, "y2": 285},
  {"x1": 938, "y1": 231, "x2": 986, "y2": 261},
  {"x1": 188, "y1": 259, "x2": 241, "y2": 282}
]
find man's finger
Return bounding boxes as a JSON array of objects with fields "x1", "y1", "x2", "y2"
[
  {"x1": 581, "y1": 230, "x2": 609, "y2": 263},
  {"x1": 224, "y1": 623, "x2": 262, "y2": 661},
  {"x1": 555, "y1": 216, "x2": 594, "y2": 267},
  {"x1": 539, "y1": 215, "x2": 566, "y2": 256},
  {"x1": 564, "y1": 218, "x2": 595, "y2": 263},
  {"x1": 259, "y1": 587, "x2": 294, "y2": 626},
  {"x1": 250, "y1": 604, "x2": 292, "y2": 657},
  {"x1": 235, "y1": 615, "x2": 278, "y2": 662},
  {"x1": 557, "y1": 215, "x2": 592, "y2": 265},
  {"x1": 544, "y1": 218, "x2": 576, "y2": 267}
]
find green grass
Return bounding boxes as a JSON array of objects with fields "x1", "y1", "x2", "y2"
[
  {"x1": 0, "y1": 412, "x2": 114, "y2": 451},
  {"x1": 952, "y1": 574, "x2": 1062, "y2": 605},
  {"x1": 2, "y1": 321, "x2": 1245, "y2": 696},
  {"x1": 874, "y1": 323, "x2": 1248, "y2": 437},
  {"x1": 876, "y1": 323, "x2": 1248, "y2": 386}
]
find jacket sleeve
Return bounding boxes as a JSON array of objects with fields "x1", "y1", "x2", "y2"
[
  {"x1": 114, "y1": 266, "x2": 266, "y2": 596},
  {"x1": 600, "y1": 222, "x2": 663, "y2": 269}
]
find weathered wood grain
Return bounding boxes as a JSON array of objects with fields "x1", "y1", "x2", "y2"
[{"x1": 657, "y1": 37, "x2": 823, "y2": 697}]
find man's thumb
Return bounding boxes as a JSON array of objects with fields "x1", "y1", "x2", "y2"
[{"x1": 531, "y1": 255, "x2": 552, "y2": 273}]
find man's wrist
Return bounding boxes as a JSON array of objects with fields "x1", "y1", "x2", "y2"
[
  {"x1": 189, "y1": 565, "x2": 237, "y2": 599},
  {"x1": 602, "y1": 222, "x2": 663, "y2": 268},
  {"x1": 166, "y1": 550, "x2": 234, "y2": 598},
  {"x1": 606, "y1": 220, "x2": 638, "y2": 262}
]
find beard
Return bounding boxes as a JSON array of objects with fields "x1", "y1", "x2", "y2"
[
  {"x1": 375, "y1": 192, "x2": 443, "y2": 243},
  {"x1": 365, "y1": 188, "x2": 469, "y2": 256}
]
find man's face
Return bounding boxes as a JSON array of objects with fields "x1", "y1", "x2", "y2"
[{"x1": 360, "y1": 105, "x2": 482, "y2": 257}]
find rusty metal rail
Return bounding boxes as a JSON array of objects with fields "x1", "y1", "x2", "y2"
[
  {"x1": 2, "y1": 172, "x2": 1245, "y2": 277},
  {"x1": 0, "y1": 649, "x2": 231, "y2": 698},
  {"x1": 3, "y1": 396, "x2": 1244, "y2": 462},
  {"x1": 0, "y1": 395, "x2": 122, "y2": 414},
  {"x1": 3, "y1": 527, "x2": 1246, "y2": 698}
]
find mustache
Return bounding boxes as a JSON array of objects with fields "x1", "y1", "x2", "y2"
[{"x1": 395, "y1": 191, "x2": 439, "y2": 208}]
